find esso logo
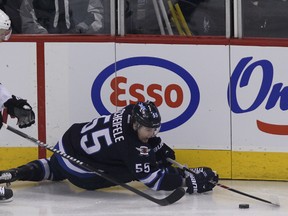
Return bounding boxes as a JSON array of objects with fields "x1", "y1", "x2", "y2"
[
  {"x1": 91, "y1": 57, "x2": 200, "y2": 132},
  {"x1": 110, "y1": 76, "x2": 183, "y2": 108}
]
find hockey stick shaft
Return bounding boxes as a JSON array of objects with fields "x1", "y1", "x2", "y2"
[
  {"x1": 3, "y1": 123, "x2": 185, "y2": 206},
  {"x1": 167, "y1": 158, "x2": 280, "y2": 207}
]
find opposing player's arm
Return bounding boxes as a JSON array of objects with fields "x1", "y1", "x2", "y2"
[
  {"x1": 0, "y1": 84, "x2": 35, "y2": 128},
  {"x1": 0, "y1": 83, "x2": 12, "y2": 109},
  {"x1": 4, "y1": 95, "x2": 35, "y2": 128},
  {"x1": 0, "y1": 112, "x2": 2, "y2": 129}
]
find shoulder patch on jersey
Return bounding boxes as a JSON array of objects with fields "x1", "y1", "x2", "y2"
[{"x1": 136, "y1": 146, "x2": 151, "y2": 156}]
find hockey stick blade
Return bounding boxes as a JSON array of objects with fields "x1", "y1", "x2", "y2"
[
  {"x1": 167, "y1": 158, "x2": 280, "y2": 207},
  {"x1": 3, "y1": 123, "x2": 185, "y2": 206}
]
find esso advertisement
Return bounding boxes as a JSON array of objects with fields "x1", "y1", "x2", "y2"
[
  {"x1": 43, "y1": 42, "x2": 288, "y2": 152},
  {"x1": 91, "y1": 56, "x2": 200, "y2": 132}
]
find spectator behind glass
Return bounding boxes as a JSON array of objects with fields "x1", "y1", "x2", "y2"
[
  {"x1": 20, "y1": 0, "x2": 104, "y2": 34},
  {"x1": 176, "y1": 0, "x2": 225, "y2": 36},
  {"x1": 124, "y1": 0, "x2": 161, "y2": 35},
  {"x1": 124, "y1": 0, "x2": 225, "y2": 36}
]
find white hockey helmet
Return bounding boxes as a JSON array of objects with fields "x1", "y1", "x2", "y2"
[{"x1": 0, "y1": 9, "x2": 11, "y2": 41}]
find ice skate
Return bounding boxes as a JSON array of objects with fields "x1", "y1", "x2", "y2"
[
  {"x1": 0, "y1": 186, "x2": 13, "y2": 202},
  {"x1": 0, "y1": 169, "x2": 18, "y2": 184}
]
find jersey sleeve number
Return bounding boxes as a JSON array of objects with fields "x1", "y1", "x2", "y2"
[
  {"x1": 135, "y1": 163, "x2": 150, "y2": 173},
  {"x1": 80, "y1": 116, "x2": 112, "y2": 155}
]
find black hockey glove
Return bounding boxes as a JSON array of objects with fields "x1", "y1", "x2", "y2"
[
  {"x1": 149, "y1": 137, "x2": 175, "y2": 167},
  {"x1": 4, "y1": 95, "x2": 35, "y2": 128},
  {"x1": 185, "y1": 167, "x2": 218, "y2": 194}
]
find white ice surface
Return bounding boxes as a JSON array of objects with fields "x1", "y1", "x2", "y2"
[{"x1": 0, "y1": 180, "x2": 287, "y2": 216}]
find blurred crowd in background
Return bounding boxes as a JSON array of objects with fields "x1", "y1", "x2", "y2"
[{"x1": 0, "y1": 0, "x2": 287, "y2": 38}]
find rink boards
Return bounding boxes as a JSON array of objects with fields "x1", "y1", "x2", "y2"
[{"x1": 1, "y1": 38, "x2": 288, "y2": 180}]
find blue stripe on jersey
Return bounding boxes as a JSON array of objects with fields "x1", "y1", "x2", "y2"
[
  {"x1": 38, "y1": 158, "x2": 51, "y2": 180},
  {"x1": 55, "y1": 139, "x2": 97, "y2": 178},
  {"x1": 139, "y1": 169, "x2": 166, "y2": 191}
]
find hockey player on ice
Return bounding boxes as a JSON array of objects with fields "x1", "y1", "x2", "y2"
[
  {"x1": 0, "y1": 9, "x2": 35, "y2": 202},
  {"x1": 0, "y1": 101, "x2": 218, "y2": 196}
]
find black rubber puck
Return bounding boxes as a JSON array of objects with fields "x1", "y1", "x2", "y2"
[{"x1": 239, "y1": 204, "x2": 249, "y2": 209}]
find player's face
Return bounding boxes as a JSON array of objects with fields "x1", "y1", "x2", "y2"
[{"x1": 137, "y1": 126, "x2": 159, "y2": 143}]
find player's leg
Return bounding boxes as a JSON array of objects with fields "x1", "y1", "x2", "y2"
[
  {"x1": 0, "y1": 158, "x2": 66, "y2": 184},
  {"x1": 50, "y1": 153, "x2": 135, "y2": 190}
]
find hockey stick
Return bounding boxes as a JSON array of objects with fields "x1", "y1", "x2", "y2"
[
  {"x1": 167, "y1": 158, "x2": 280, "y2": 207},
  {"x1": 2, "y1": 123, "x2": 185, "y2": 206}
]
